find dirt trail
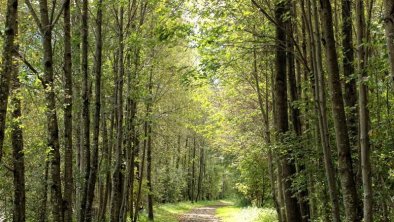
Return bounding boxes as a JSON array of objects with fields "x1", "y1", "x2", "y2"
[{"x1": 178, "y1": 204, "x2": 227, "y2": 222}]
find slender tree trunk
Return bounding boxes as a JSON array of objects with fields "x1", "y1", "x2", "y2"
[
  {"x1": 111, "y1": 6, "x2": 125, "y2": 221},
  {"x1": 39, "y1": 162, "x2": 49, "y2": 222},
  {"x1": 79, "y1": 0, "x2": 90, "y2": 220},
  {"x1": 63, "y1": 0, "x2": 73, "y2": 221},
  {"x1": 319, "y1": 0, "x2": 361, "y2": 221},
  {"x1": 146, "y1": 67, "x2": 154, "y2": 221},
  {"x1": 286, "y1": 10, "x2": 310, "y2": 220},
  {"x1": 176, "y1": 135, "x2": 181, "y2": 169},
  {"x1": 307, "y1": 1, "x2": 341, "y2": 221},
  {"x1": 37, "y1": 0, "x2": 64, "y2": 220},
  {"x1": 342, "y1": 0, "x2": 358, "y2": 152},
  {"x1": 356, "y1": 1, "x2": 373, "y2": 221},
  {"x1": 85, "y1": 0, "x2": 103, "y2": 221},
  {"x1": 71, "y1": 1, "x2": 83, "y2": 216},
  {"x1": 11, "y1": 25, "x2": 25, "y2": 222},
  {"x1": 252, "y1": 45, "x2": 281, "y2": 221},
  {"x1": 98, "y1": 110, "x2": 109, "y2": 222},
  {"x1": 0, "y1": 0, "x2": 18, "y2": 162},
  {"x1": 191, "y1": 137, "x2": 196, "y2": 203},
  {"x1": 133, "y1": 122, "x2": 147, "y2": 222},
  {"x1": 384, "y1": 0, "x2": 394, "y2": 79},
  {"x1": 128, "y1": 45, "x2": 140, "y2": 221}
]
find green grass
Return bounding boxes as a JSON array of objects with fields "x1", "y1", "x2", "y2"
[
  {"x1": 216, "y1": 205, "x2": 277, "y2": 222},
  {"x1": 138, "y1": 200, "x2": 221, "y2": 222},
  {"x1": 138, "y1": 200, "x2": 277, "y2": 222}
]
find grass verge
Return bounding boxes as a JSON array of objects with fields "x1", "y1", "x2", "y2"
[{"x1": 216, "y1": 205, "x2": 277, "y2": 222}]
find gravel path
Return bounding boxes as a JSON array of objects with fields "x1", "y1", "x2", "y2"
[{"x1": 178, "y1": 205, "x2": 225, "y2": 222}]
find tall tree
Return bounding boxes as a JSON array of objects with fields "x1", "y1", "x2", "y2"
[
  {"x1": 85, "y1": 0, "x2": 104, "y2": 221},
  {"x1": 111, "y1": 5, "x2": 125, "y2": 221},
  {"x1": 146, "y1": 65, "x2": 154, "y2": 221},
  {"x1": 308, "y1": 0, "x2": 341, "y2": 220},
  {"x1": 63, "y1": 0, "x2": 73, "y2": 221},
  {"x1": 356, "y1": 0, "x2": 373, "y2": 221},
  {"x1": 286, "y1": 4, "x2": 310, "y2": 220},
  {"x1": 0, "y1": 0, "x2": 18, "y2": 162},
  {"x1": 274, "y1": 1, "x2": 302, "y2": 221},
  {"x1": 24, "y1": 0, "x2": 65, "y2": 220},
  {"x1": 319, "y1": 0, "x2": 361, "y2": 221},
  {"x1": 79, "y1": 0, "x2": 90, "y2": 220},
  {"x1": 11, "y1": 14, "x2": 25, "y2": 221}
]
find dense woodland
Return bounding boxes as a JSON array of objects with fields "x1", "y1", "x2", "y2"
[{"x1": 0, "y1": 0, "x2": 393, "y2": 221}]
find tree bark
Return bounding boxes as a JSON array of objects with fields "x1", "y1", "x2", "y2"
[
  {"x1": 111, "y1": 6, "x2": 125, "y2": 221},
  {"x1": 286, "y1": 9, "x2": 310, "y2": 220},
  {"x1": 11, "y1": 24, "x2": 25, "y2": 222},
  {"x1": 274, "y1": 1, "x2": 302, "y2": 221},
  {"x1": 341, "y1": 0, "x2": 358, "y2": 151},
  {"x1": 79, "y1": 0, "x2": 90, "y2": 220},
  {"x1": 356, "y1": 1, "x2": 373, "y2": 221},
  {"x1": 319, "y1": 0, "x2": 361, "y2": 221},
  {"x1": 35, "y1": 0, "x2": 64, "y2": 220},
  {"x1": 146, "y1": 67, "x2": 154, "y2": 221},
  {"x1": 0, "y1": 0, "x2": 18, "y2": 162},
  {"x1": 306, "y1": 0, "x2": 341, "y2": 220},
  {"x1": 84, "y1": 0, "x2": 103, "y2": 221},
  {"x1": 191, "y1": 137, "x2": 196, "y2": 203},
  {"x1": 384, "y1": 0, "x2": 394, "y2": 80},
  {"x1": 133, "y1": 118, "x2": 147, "y2": 222},
  {"x1": 63, "y1": 0, "x2": 73, "y2": 221}
]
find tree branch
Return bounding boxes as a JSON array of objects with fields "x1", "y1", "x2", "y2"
[
  {"x1": 51, "y1": 0, "x2": 67, "y2": 28},
  {"x1": 25, "y1": 0, "x2": 43, "y2": 33},
  {"x1": 14, "y1": 50, "x2": 44, "y2": 83}
]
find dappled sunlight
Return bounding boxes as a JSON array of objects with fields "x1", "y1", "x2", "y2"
[{"x1": 216, "y1": 206, "x2": 277, "y2": 222}]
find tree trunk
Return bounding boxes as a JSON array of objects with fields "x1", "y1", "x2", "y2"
[
  {"x1": 341, "y1": 0, "x2": 358, "y2": 153},
  {"x1": 307, "y1": 0, "x2": 341, "y2": 221},
  {"x1": 286, "y1": 10, "x2": 310, "y2": 220},
  {"x1": 111, "y1": 6, "x2": 125, "y2": 221},
  {"x1": 85, "y1": 0, "x2": 103, "y2": 221},
  {"x1": 384, "y1": 0, "x2": 394, "y2": 80},
  {"x1": 37, "y1": 0, "x2": 64, "y2": 220},
  {"x1": 63, "y1": 0, "x2": 73, "y2": 221},
  {"x1": 79, "y1": 0, "x2": 90, "y2": 220},
  {"x1": 319, "y1": 0, "x2": 361, "y2": 221},
  {"x1": 356, "y1": 1, "x2": 373, "y2": 221},
  {"x1": 98, "y1": 108, "x2": 110, "y2": 221},
  {"x1": 191, "y1": 137, "x2": 196, "y2": 203},
  {"x1": 133, "y1": 119, "x2": 147, "y2": 222},
  {"x1": 11, "y1": 26, "x2": 25, "y2": 222},
  {"x1": 0, "y1": 0, "x2": 18, "y2": 162},
  {"x1": 274, "y1": 1, "x2": 302, "y2": 221},
  {"x1": 71, "y1": 1, "x2": 83, "y2": 216},
  {"x1": 39, "y1": 162, "x2": 49, "y2": 222},
  {"x1": 146, "y1": 67, "x2": 154, "y2": 221},
  {"x1": 196, "y1": 144, "x2": 204, "y2": 201},
  {"x1": 252, "y1": 44, "x2": 281, "y2": 221}
]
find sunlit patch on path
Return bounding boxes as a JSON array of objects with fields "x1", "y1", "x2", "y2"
[{"x1": 178, "y1": 205, "x2": 225, "y2": 222}]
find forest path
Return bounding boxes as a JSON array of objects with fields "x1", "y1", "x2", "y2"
[{"x1": 178, "y1": 203, "x2": 229, "y2": 222}]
